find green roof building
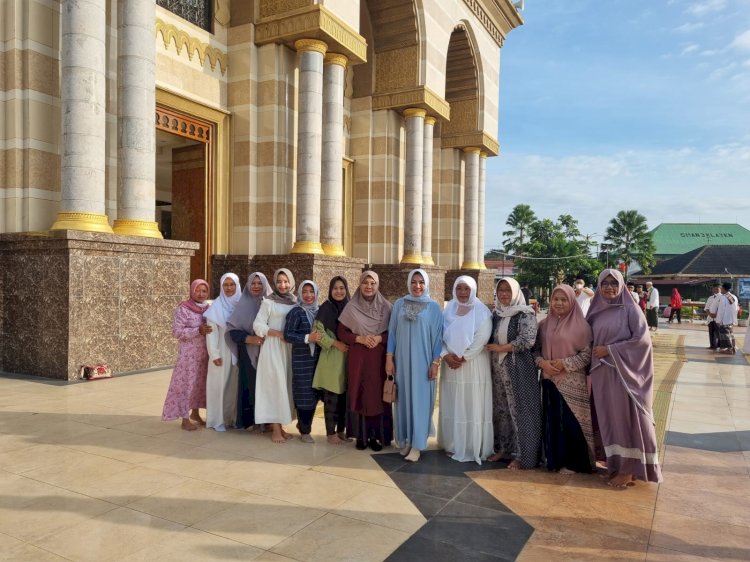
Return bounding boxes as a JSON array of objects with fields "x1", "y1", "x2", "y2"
[{"x1": 651, "y1": 223, "x2": 750, "y2": 261}]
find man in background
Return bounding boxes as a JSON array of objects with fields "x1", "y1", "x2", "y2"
[
  {"x1": 645, "y1": 281, "x2": 660, "y2": 332},
  {"x1": 574, "y1": 278, "x2": 594, "y2": 316},
  {"x1": 715, "y1": 282, "x2": 739, "y2": 354},
  {"x1": 704, "y1": 284, "x2": 722, "y2": 350}
]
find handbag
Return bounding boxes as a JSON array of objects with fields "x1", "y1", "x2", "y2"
[
  {"x1": 79, "y1": 363, "x2": 113, "y2": 380},
  {"x1": 383, "y1": 374, "x2": 397, "y2": 403}
]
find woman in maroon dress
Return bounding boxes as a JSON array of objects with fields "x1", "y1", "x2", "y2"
[{"x1": 338, "y1": 271, "x2": 393, "y2": 450}]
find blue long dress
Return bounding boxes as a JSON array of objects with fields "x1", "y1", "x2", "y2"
[{"x1": 387, "y1": 298, "x2": 443, "y2": 451}]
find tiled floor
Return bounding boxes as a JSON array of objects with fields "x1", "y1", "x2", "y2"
[{"x1": 0, "y1": 324, "x2": 748, "y2": 561}]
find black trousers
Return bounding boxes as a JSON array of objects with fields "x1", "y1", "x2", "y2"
[{"x1": 708, "y1": 321, "x2": 719, "y2": 349}]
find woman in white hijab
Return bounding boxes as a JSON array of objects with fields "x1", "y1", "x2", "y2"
[
  {"x1": 204, "y1": 273, "x2": 241, "y2": 432},
  {"x1": 438, "y1": 276, "x2": 494, "y2": 464}
]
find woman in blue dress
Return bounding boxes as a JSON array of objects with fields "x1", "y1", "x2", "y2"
[{"x1": 386, "y1": 269, "x2": 443, "y2": 462}]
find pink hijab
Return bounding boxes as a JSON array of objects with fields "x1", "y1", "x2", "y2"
[
  {"x1": 180, "y1": 279, "x2": 209, "y2": 314},
  {"x1": 539, "y1": 284, "x2": 592, "y2": 360},
  {"x1": 338, "y1": 270, "x2": 392, "y2": 335}
]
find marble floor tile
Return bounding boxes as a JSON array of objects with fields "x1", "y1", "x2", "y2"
[
  {"x1": 516, "y1": 529, "x2": 648, "y2": 562},
  {"x1": 662, "y1": 445, "x2": 749, "y2": 476},
  {"x1": 196, "y1": 457, "x2": 308, "y2": 494},
  {"x1": 333, "y1": 483, "x2": 426, "y2": 533},
  {"x1": 118, "y1": 526, "x2": 265, "y2": 561},
  {"x1": 649, "y1": 510, "x2": 750, "y2": 561},
  {"x1": 253, "y1": 467, "x2": 372, "y2": 510},
  {"x1": 271, "y1": 512, "x2": 410, "y2": 562},
  {"x1": 645, "y1": 545, "x2": 721, "y2": 561},
  {"x1": 0, "y1": 532, "x2": 69, "y2": 561},
  {"x1": 656, "y1": 481, "x2": 750, "y2": 527},
  {"x1": 313, "y1": 449, "x2": 399, "y2": 488}
]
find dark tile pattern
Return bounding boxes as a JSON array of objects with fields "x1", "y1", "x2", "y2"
[
  {"x1": 665, "y1": 430, "x2": 750, "y2": 453},
  {"x1": 373, "y1": 451, "x2": 534, "y2": 561}
]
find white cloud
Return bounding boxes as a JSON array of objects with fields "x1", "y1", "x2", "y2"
[
  {"x1": 730, "y1": 29, "x2": 750, "y2": 50},
  {"x1": 681, "y1": 44, "x2": 700, "y2": 55},
  {"x1": 686, "y1": 0, "x2": 728, "y2": 16},
  {"x1": 674, "y1": 22, "x2": 705, "y2": 33}
]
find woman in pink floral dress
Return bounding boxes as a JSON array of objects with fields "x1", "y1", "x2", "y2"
[{"x1": 162, "y1": 279, "x2": 213, "y2": 430}]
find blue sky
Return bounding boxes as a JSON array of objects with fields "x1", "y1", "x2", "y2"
[{"x1": 484, "y1": 0, "x2": 750, "y2": 251}]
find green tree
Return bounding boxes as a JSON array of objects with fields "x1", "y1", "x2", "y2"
[
  {"x1": 604, "y1": 210, "x2": 656, "y2": 275},
  {"x1": 501, "y1": 204, "x2": 536, "y2": 255}
]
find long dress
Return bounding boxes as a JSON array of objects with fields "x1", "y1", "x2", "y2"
[
  {"x1": 253, "y1": 299, "x2": 295, "y2": 424},
  {"x1": 205, "y1": 319, "x2": 237, "y2": 429},
  {"x1": 228, "y1": 329, "x2": 258, "y2": 428},
  {"x1": 388, "y1": 298, "x2": 443, "y2": 452},
  {"x1": 438, "y1": 316, "x2": 494, "y2": 464},
  {"x1": 312, "y1": 320, "x2": 348, "y2": 436},
  {"x1": 284, "y1": 306, "x2": 321, "y2": 434},
  {"x1": 162, "y1": 304, "x2": 208, "y2": 421},
  {"x1": 337, "y1": 324, "x2": 393, "y2": 445},
  {"x1": 490, "y1": 312, "x2": 542, "y2": 469}
]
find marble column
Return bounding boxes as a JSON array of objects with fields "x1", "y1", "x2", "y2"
[
  {"x1": 320, "y1": 53, "x2": 347, "y2": 256},
  {"x1": 400, "y1": 108, "x2": 426, "y2": 264},
  {"x1": 478, "y1": 151, "x2": 488, "y2": 269},
  {"x1": 461, "y1": 147, "x2": 481, "y2": 270},
  {"x1": 51, "y1": 0, "x2": 113, "y2": 233},
  {"x1": 291, "y1": 39, "x2": 327, "y2": 255},
  {"x1": 420, "y1": 116, "x2": 436, "y2": 266},
  {"x1": 112, "y1": 0, "x2": 162, "y2": 238}
]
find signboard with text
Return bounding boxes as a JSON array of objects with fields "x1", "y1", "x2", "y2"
[{"x1": 737, "y1": 278, "x2": 750, "y2": 300}]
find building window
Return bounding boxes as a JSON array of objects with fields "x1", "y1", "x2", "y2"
[{"x1": 157, "y1": 0, "x2": 212, "y2": 32}]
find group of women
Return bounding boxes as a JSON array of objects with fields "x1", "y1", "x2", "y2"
[{"x1": 161, "y1": 266, "x2": 663, "y2": 488}]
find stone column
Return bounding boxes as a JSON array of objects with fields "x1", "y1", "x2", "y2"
[
  {"x1": 291, "y1": 39, "x2": 328, "y2": 254},
  {"x1": 320, "y1": 53, "x2": 347, "y2": 256},
  {"x1": 420, "y1": 116, "x2": 436, "y2": 266},
  {"x1": 112, "y1": 0, "x2": 161, "y2": 238},
  {"x1": 51, "y1": 0, "x2": 113, "y2": 233},
  {"x1": 400, "y1": 108, "x2": 426, "y2": 264},
  {"x1": 478, "y1": 151, "x2": 488, "y2": 268},
  {"x1": 461, "y1": 147, "x2": 481, "y2": 270}
]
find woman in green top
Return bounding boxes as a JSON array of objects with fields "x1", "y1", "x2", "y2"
[{"x1": 312, "y1": 276, "x2": 352, "y2": 444}]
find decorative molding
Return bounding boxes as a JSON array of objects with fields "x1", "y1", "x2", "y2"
[
  {"x1": 442, "y1": 98, "x2": 478, "y2": 135},
  {"x1": 294, "y1": 38, "x2": 328, "y2": 55},
  {"x1": 372, "y1": 86, "x2": 450, "y2": 121},
  {"x1": 375, "y1": 46, "x2": 418, "y2": 92},
  {"x1": 255, "y1": 5, "x2": 367, "y2": 63},
  {"x1": 155, "y1": 106, "x2": 213, "y2": 143},
  {"x1": 325, "y1": 53, "x2": 349, "y2": 68},
  {"x1": 50, "y1": 212, "x2": 114, "y2": 234},
  {"x1": 462, "y1": 0, "x2": 504, "y2": 46},
  {"x1": 112, "y1": 219, "x2": 164, "y2": 239},
  {"x1": 259, "y1": 0, "x2": 312, "y2": 20},
  {"x1": 441, "y1": 132, "x2": 499, "y2": 156},
  {"x1": 462, "y1": 0, "x2": 524, "y2": 47},
  {"x1": 403, "y1": 108, "x2": 427, "y2": 119},
  {"x1": 155, "y1": 18, "x2": 228, "y2": 75},
  {"x1": 290, "y1": 240, "x2": 326, "y2": 255},
  {"x1": 214, "y1": 0, "x2": 230, "y2": 26}
]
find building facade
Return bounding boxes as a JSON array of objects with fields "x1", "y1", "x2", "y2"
[{"x1": 0, "y1": 0, "x2": 522, "y2": 379}]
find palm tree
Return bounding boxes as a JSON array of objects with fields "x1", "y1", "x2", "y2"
[
  {"x1": 604, "y1": 210, "x2": 656, "y2": 275},
  {"x1": 502, "y1": 204, "x2": 537, "y2": 256}
]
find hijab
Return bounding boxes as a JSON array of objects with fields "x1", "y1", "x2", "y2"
[
  {"x1": 267, "y1": 268, "x2": 297, "y2": 305},
  {"x1": 180, "y1": 279, "x2": 210, "y2": 314},
  {"x1": 405, "y1": 268, "x2": 431, "y2": 302},
  {"x1": 539, "y1": 284, "x2": 592, "y2": 360},
  {"x1": 443, "y1": 275, "x2": 492, "y2": 357},
  {"x1": 296, "y1": 280, "x2": 320, "y2": 356},
  {"x1": 586, "y1": 268, "x2": 630, "y2": 320},
  {"x1": 671, "y1": 288, "x2": 682, "y2": 308},
  {"x1": 226, "y1": 272, "x2": 272, "y2": 368},
  {"x1": 316, "y1": 276, "x2": 350, "y2": 334},
  {"x1": 492, "y1": 277, "x2": 535, "y2": 365},
  {"x1": 203, "y1": 273, "x2": 241, "y2": 328},
  {"x1": 339, "y1": 270, "x2": 392, "y2": 335}
]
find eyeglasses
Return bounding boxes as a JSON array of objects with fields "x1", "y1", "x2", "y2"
[{"x1": 600, "y1": 281, "x2": 619, "y2": 288}]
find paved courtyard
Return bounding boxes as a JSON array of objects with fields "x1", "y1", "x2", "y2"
[{"x1": 1, "y1": 324, "x2": 748, "y2": 561}]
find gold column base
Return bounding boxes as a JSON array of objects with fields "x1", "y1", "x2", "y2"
[
  {"x1": 420, "y1": 255, "x2": 435, "y2": 266},
  {"x1": 479, "y1": 262, "x2": 487, "y2": 270},
  {"x1": 461, "y1": 261, "x2": 483, "y2": 270},
  {"x1": 322, "y1": 243, "x2": 346, "y2": 257},
  {"x1": 50, "y1": 212, "x2": 114, "y2": 234},
  {"x1": 400, "y1": 253, "x2": 423, "y2": 265},
  {"x1": 290, "y1": 240, "x2": 325, "y2": 254},
  {"x1": 113, "y1": 219, "x2": 164, "y2": 239}
]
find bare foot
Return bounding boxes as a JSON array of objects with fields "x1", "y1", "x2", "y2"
[
  {"x1": 607, "y1": 473, "x2": 634, "y2": 488},
  {"x1": 507, "y1": 459, "x2": 521, "y2": 470},
  {"x1": 405, "y1": 449, "x2": 421, "y2": 462},
  {"x1": 189, "y1": 413, "x2": 206, "y2": 426},
  {"x1": 327, "y1": 435, "x2": 344, "y2": 445},
  {"x1": 337, "y1": 432, "x2": 352, "y2": 442},
  {"x1": 271, "y1": 430, "x2": 287, "y2": 443},
  {"x1": 281, "y1": 429, "x2": 294, "y2": 440},
  {"x1": 300, "y1": 434, "x2": 314, "y2": 443},
  {"x1": 488, "y1": 452, "x2": 509, "y2": 462},
  {"x1": 181, "y1": 419, "x2": 198, "y2": 431}
]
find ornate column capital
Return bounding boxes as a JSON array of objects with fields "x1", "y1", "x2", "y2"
[
  {"x1": 294, "y1": 38, "x2": 328, "y2": 55},
  {"x1": 480, "y1": 150, "x2": 488, "y2": 159},
  {"x1": 463, "y1": 146, "x2": 482, "y2": 155},
  {"x1": 403, "y1": 107, "x2": 428, "y2": 119},
  {"x1": 425, "y1": 116, "x2": 437, "y2": 126},
  {"x1": 324, "y1": 52, "x2": 348, "y2": 67}
]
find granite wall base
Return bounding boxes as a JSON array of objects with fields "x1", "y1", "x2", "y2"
[
  {"x1": 372, "y1": 264, "x2": 449, "y2": 306},
  {"x1": 0, "y1": 231, "x2": 198, "y2": 380}
]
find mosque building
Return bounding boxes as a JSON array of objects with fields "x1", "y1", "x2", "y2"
[{"x1": 0, "y1": 0, "x2": 522, "y2": 379}]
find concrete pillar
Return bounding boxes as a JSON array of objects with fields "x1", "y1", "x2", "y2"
[
  {"x1": 113, "y1": 0, "x2": 161, "y2": 238},
  {"x1": 478, "y1": 151, "x2": 488, "y2": 268},
  {"x1": 400, "y1": 108, "x2": 426, "y2": 264},
  {"x1": 461, "y1": 147, "x2": 481, "y2": 270},
  {"x1": 320, "y1": 53, "x2": 347, "y2": 256},
  {"x1": 51, "y1": 0, "x2": 113, "y2": 233},
  {"x1": 420, "y1": 116, "x2": 436, "y2": 265},
  {"x1": 291, "y1": 39, "x2": 328, "y2": 254}
]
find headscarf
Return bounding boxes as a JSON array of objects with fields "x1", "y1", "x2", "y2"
[
  {"x1": 226, "y1": 272, "x2": 272, "y2": 368},
  {"x1": 538, "y1": 284, "x2": 592, "y2": 360},
  {"x1": 405, "y1": 269, "x2": 431, "y2": 302},
  {"x1": 180, "y1": 279, "x2": 210, "y2": 314},
  {"x1": 203, "y1": 272, "x2": 241, "y2": 328},
  {"x1": 296, "y1": 280, "x2": 320, "y2": 356},
  {"x1": 586, "y1": 268, "x2": 629, "y2": 320},
  {"x1": 339, "y1": 270, "x2": 392, "y2": 335},
  {"x1": 492, "y1": 277, "x2": 535, "y2": 365},
  {"x1": 671, "y1": 288, "x2": 682, "y2": 309},
  {"x1": 267, "y1": 268, "x2": 296, "y2": 305},
  {"x1": 316, "y1": 276, "x2": 350, "y2": 334},
  {"x1": 443, "y1": 275, "x2": 492, "y2": 357}
]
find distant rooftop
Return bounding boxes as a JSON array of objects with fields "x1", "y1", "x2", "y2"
[
  {"x1": 651, "y1": 223, "x2": 750, "y2": 256},
  {"x1": 646, "y1": 244, "x2": 750, "y2": 277}
]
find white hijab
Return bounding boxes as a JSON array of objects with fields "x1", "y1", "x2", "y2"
[
  {"x1": 203, "y1": 273, "x2": 241, "y2": 329},
  {"x1": 492, "y1": 277, "x2": 534, "y2": 365},
  {"x1": 443, "y1": 276, "x2": 491, "y2": 357}
]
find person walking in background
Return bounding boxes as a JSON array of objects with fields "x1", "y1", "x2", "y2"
[
  {"x1": 704, "y1": 284, "x2": 722, "y2": 350},
  {"x1": 668, "y1": 288, "x2": 682, "y2": 324},
  {"x1": 573, "y1": 278, "x2": 594, "y2": 317},
  {"x1": 715, "y1": 282, "x2": 739, "y2": 354},
  {"x1": 645, "y1": 281, "x2": 660, "y2": 332},
  {"x1": 636, "y1": 285, "x2": 647, "y2": 313},
  {"x1": 626, "y1": 283, "x2": 640, "y2": 304}
]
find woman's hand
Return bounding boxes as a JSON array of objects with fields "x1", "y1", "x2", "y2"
[
  {"x1": 385, "y1": 354, "x2": 395, "y2": 376},
  {"x1": 428, "y1": 363, "x2": 439, "y2": 380},
  {"x1": 199, "y1": 324, "x2": 212, "y2": 336},
  {"x1": 592, "y1": 346, "x2": 609, "y2": 359},
  {"x1": 486, "y1": 343, "x2": 512, "y2": 353},
  {"x1": 550, "y1": 359, "x2": 566, "y2": 373},
  {"x1": 539, "y1": 359, "x2": 561, "y2": 379},
  {"x1": 308, "y1": 330, "x2": 322, "y2": 344},
  {"x1": 213, "y1": 358, "x2": 223, "y2": 367},
  {"x1": 268, "y1": 329, "x2": 283, "y2": 339},
  {"x1": 333, "y1": 341, "x2": 349, "y2": 353},
  {"x1": 245, "y1": 335, "x2": 264, "y2": 346},
  {"x1": 444, "y1": 353, "x2": 463, "y2": 370}
]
